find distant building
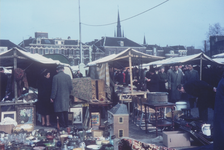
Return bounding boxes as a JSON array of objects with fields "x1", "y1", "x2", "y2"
[
  {"x1": 209, "y1": 35, "x2": 224, "y2": 57},
  {"x1": 186, "y1": 46, "x2": 203, "y2": 55},
  {"x1": 18, "y1": 32, "x2": 91, "y2": 65},
  {"x1": 90, "y1": 36, "x2": 145, "y2": 61},
  {"x1": 144, "y1": 43, "x2": 188, "y2": 58},
  {"x1": 0, "y1": 40, "x2": 25, "y2": 53}
]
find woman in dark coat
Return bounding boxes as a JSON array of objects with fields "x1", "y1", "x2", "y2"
[{"x1": 37, "y1": 69, "x2": 53, "y2": 126}]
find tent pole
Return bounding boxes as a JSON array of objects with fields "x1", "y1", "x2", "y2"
[
  {"x1": 129, "y1": 50, "x2": 133, "y2": 94},
  {"x1": 200, "y1": 55, "x2": 202, "y2": 80},
  {"x1": 13, "y1": 49, "x2": 18, "y2": 103}
]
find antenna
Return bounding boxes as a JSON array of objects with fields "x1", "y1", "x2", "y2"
[{"x1": 79, "y1": 0, "x2": 82, "y2": 64}]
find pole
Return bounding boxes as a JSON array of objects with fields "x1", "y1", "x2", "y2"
[
  {"x1": 200, "y1": 55, "x2": 202, "y2": 80},
  {"x1": 13, "y1": 49, "x2": 18, "y2": 103},
  {"x1": 129, "y1": 49, "x2": 133, "y2": 94},
  {"x1": 79, "y1": 0, "x2": 82, "y2": 64}
]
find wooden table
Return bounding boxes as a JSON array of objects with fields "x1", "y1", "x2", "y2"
[
  {"x1": 143, "y1": 102, "x2": 175, "y2": 136},
  {"x1": 117, "y1": 91, "x2": 147, "y2": 113},
  {"x1": 89, "y1": 101, "x2": 113, "y2": 127}
]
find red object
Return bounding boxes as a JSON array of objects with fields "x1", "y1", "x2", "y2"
[{"x1": 123, "y1": 73, "x2": 126, "y2": 83}]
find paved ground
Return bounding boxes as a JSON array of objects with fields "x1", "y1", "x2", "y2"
[{"x1": 34, "y1": 107, "x2": 214, "y2": 149}]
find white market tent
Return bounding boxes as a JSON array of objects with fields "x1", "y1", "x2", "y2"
[
  {"x1": 142, "y1": 52, "x2": 222, "y2": 80},
  {"x1": 86, "y1": 48, "x2": 164, "y2": 68},
  {"x1": 213, "y1": 58, "x2": 224, "y2": 64},
  {"x1": 212, "y1": 53, "x2": 224, "y2": 58},
  {"x1": 0, "y1": 47, "x2": 73, "y2": 102},
  {"x1": 86, "y1": 48, "x2": 164, "y2": 93},
  {"x1": 212, "y1": 53, "x2": 224, "y2": 64}
]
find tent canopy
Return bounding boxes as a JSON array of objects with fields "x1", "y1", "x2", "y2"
[
  {"x1": 0, "y1": 47, "x2": 63, "y2": 67},
  {"x1": 212, "y1": 53, "x2": 224, "y2": 58},
  {"x1": 86, "y1": 48, "x2": 164, "y2": 68},
  {"x1": 142, "y1": 52, "x2": 222, "y2": 67},
  {"x1": 0, "y1": 47, "x2": 73, "y2": 88}
]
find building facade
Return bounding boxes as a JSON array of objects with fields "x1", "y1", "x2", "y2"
[
  {"x1": 19, "y1": 32, "x2": 91, "y2": 65},
  {"x1": 209, "y1": 35, "x2": 224, "y2": 57},
  {"x1": 0, "y1": 40, "x2": 25, "y2": 54},
  {"x1": 90, "y1": 36, "x2": 146, "y2": 61},
  {"x1": 144, "y1": 44, "x2": 188, "y2": 58}
]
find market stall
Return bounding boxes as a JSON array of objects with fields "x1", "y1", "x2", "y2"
[
  {"x1": 0, "y1": 47, "x2": 73, "y2": 133},
  {"x1": 142, "y1": 52, "x2": 223, "y2": 80},
  {"x1": 86, "y1": 48, "x2": 164, "y2": 94}
]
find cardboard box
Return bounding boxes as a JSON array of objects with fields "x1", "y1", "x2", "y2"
[
  {"x1": 163, "y1": 131, "x2": 190, "y2": 148},
  {"x1": 13, "y1": 124, "x2": 34, "y2": 132},
  {"x1": 92, "y1": 130, "x2": 103, "y2": 137},
  {"x1": 0, "y1": 124, "x2": 15, "y2": 134}
]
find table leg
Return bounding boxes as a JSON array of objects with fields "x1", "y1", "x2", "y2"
[
  {"x1": 144, "y1": 104, "x2": 147, "y2": 133},
  {"x1": 89, "y1": 105, "x2": 92, "y2": 127},
  {"x1": 171, "y1": 106, "x2": 174, "y2": 130},
  {"x1": 155, "y1": 107, "x2": 158, "y2": 137}
]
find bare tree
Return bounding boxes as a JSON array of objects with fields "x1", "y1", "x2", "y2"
[{"x1": 203, "y1": 23, "x2": 224, "y2": 51}]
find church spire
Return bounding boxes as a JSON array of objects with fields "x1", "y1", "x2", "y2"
[
  {"x1": 143, "y1": 35, "x2": 146, "y2": 45},
  {"x1": 117, "y1": 10, "x2": 121, "y2": 37}
]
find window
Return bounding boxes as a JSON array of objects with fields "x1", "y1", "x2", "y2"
[
  {"x1": 35, "y1": 49, "x2": 38, "y2": 53},
  {"x1": 39, "y1": 49, "x2": 43, "y2": 55},
  {"x1": 118, "y1": 117, "x2": 123, "y2": 124},
  {"x1": 75, "y1": 51, "x2": 80, "y2": 55},
  {"x1": 50, "y1": 49, "x2": 54, "y2": 54},
  {"x1": 55, "y1": 49, "x2": 59, "y2": 54},
  {"x1": 118, "y1": 130, "x2": 123, "y2": 138},
  {"x1": 45, "y1": 49, "x2": 49, "y2": 54},
  {"x1": 84, "y1": 50, "x2": 89, "y2": 55}
]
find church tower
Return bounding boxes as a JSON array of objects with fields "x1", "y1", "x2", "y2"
[{"x1": 117, "y1": 11, "x2": 122, "y2": 37}]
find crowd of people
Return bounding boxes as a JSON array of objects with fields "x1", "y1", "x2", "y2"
[{"x1": 111, "y1": 64, "x2": 224, "y2": 123}]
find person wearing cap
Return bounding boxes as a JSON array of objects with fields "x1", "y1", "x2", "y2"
[{"x1": 51, "y1": 65, "x2": 72, "y2": 129}]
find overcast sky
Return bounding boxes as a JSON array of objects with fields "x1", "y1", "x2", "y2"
[{"x1": 1, "y1": 0, "x2": 224, "y2": 49}]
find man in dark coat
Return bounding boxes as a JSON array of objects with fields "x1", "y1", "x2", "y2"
[
  {"x1": 213, "y1": 75, "x2": 224, "y2": 149},
  {"x1": 145, "y1": 68, "x2": 159, "y2": 92},
  {"x1": 184, "y1": 64, "x2": 199, "y2": 108},
  {"x1": 168, "y1": 65, "x2": 183, "y2": 102},
  {"x1": 51, "y1": 65, "x2": 73, "y2": 129},
  {"x1": 177, "y1": 80, "x2": 216, "y2": 122}
]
